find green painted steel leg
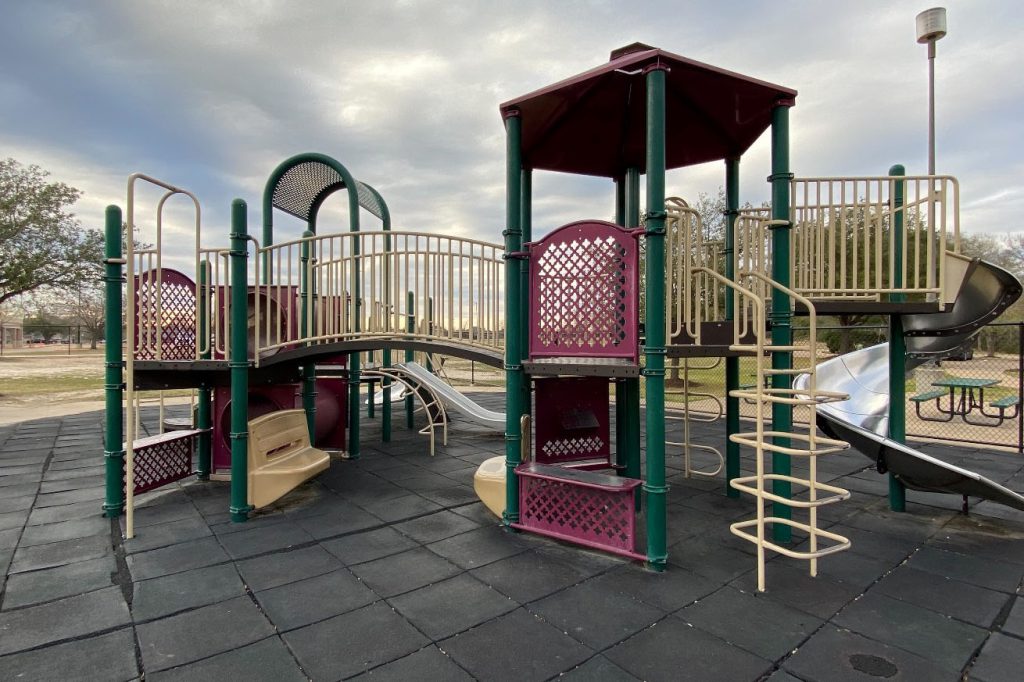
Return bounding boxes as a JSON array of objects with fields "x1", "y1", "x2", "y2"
[
  {"x1": 643, "y1": 66, "x2": 669, "y2": 571},
  {"x1": 405, "y1": 291, "x2": 415, "y2": 430},
  {"x1": 196, "y1": 261, "x2": 212, "y2": 480},
  {"x1": 367, "y1": 379, "x2": 375, "y2": 419},
  {"x1": 725, "y1": 158, "x2": 741, "y2": 497},
  {"x1": 300, "y1": 231, "x2": 317, "y2": 441},
  {"x1": 888, "y1": 164, "x2": 908, "y2": 511},
  {"x1": 102, "y1": 205, "x2": 125, "y2": 517},
  {"x1": 770, "y1": 102, "x2": 794, "y2": 543},
  {"x1": 503, "y1": 110, "x2": 524, "y2": 527},
  {"x1": 229, "y1": 199, "x2": 253, "y2": 522},
  {"x1": 382, "y1": 348, "x2": 391, "y2": 442}
]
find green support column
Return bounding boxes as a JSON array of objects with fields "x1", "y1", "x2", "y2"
[
  {"x1": 196, "y1": 260, "x2": 212, "y2": 479},
  {"x1": 643, "y1": 66, "x2": 669, "y2": 571},
  {"x1": 769, "y1": 101, "x2": 795, "y2": 543},
  {"x1": 614, "y1": 176, "x2": 628, "y2": 470},
  {"x1": 888, "y1": 164, "x2": 908, "y2": 511},
  {"x1": 229, "y1": 199, "x2": 253, "y2": 522},
  {"x1": 103, "y1": 205, "x2": 125, "y2": 517},
  {"x1": 503, "y1": 109, "x2": 525, "y2": 527},
  {"x1": 300, "y1": 230, "x2": 317, "y2": 441},
  {"x1": 382, "y1": 217, "x2": 392, "y2": 442},
  {"x1": 622, "y1": 167, "x2": 643, "y2": 484},
  {"x1": 405, "y1": 291, "x2": 415, "y2": 429},
  {"x1": 724, "y1": 158, "x2": 741, "y2": 497}
]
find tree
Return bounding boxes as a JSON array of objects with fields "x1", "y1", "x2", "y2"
[
  {"x1": 62, "y1": 284, "x2": 105, "y2": 350},
  {"x1": 0, "y1": 158, "x2": 102, "y2": 305}
]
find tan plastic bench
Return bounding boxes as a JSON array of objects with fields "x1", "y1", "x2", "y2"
[{"x1": 247, "y1": 409, "x2": 330, "y2": 509}]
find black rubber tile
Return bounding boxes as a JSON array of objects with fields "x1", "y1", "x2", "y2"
[
  {"x1": 148, "y1": 636, "x2": 306, "y2": 682},
  {"x1": 729, "y1": 561, "x2": 864, "y2": 620},
  {"x1": 284, "y1": 602, "x2": 430, "y2": 680},
  {"x1": 906, "y1": 545, "x2": 1024, "y2": 594},
  {"x1": 127, "y1": 536, "x2": 230, "y2": 581},
  {"x1": 874, "y1": 565, "x2": 1010, "y2": 628},
  {"x1": 349, "y1": 645, "x2": 474, "y2": 681},
  {"x1": 292, "y1": 503, "x2": 380, "y2": 540},
  {"x1": 39, "y1": 473, "x2": 105, "y2": 493},
  {"x1": 833, "y1": 591, "x2": 986, "y2": 673},
  {"x1": 390, "y1": 573, "x2": 516, "y2": 640},
  {"x1": 970, "y1": 632, "x2": 1024, "y2": 682},
  {"x1": 665, "y1": 535, "x2": 756, "y2": 583},
  {"x1": 360, "y1": 492, "x2": 443, "y2": 523},
  {"x1": 0, "y1": 482, "x2": 40, "y2": 498},
  {"x1": 589, "y1": 563, "x2": 720, "y2": 613},
  {"x1": 471, "y1": 549, "x2": 590, "y2": 603},
  {"x1": 2, "y1": 555, "x2": 115, "y2": 609},
  {"x1": 605, "y1": 615, "x2": 770, "y2": 682},
  {"x1": 132, "y1": 563, "x2": 247, "y2": 622},
  {"x1": 34, "y1": 486, "x2": 105, "y2": 507},
  {"x1": 321, "y1": 526, "x2": 418, "y2": 566},
  {"x1": 441, "y1": 608, "x2": 593, "y2": 682},
  {"x1": 784, "y1": 625, "x2": 964, "y2": 681},
  {"x1": 236, "y1": 544, "x2": 342, "y2": 591},
  {"x1": 532, "y1": 578, "x2": 664, "y2": 650},
  {"x1": 17, "y1": 516, "x2": 112, "y2": 549},
  {"x1": 129, "y1": 501, "x2": 204, "y2": 529},
  {"x1": 0, "y1": 627, "x2": 138, "y2": 681},
  {"x1": 122, "y1": 516, "x2": 212, "y2": 553},
  {"x1": 450, "y1": 501, "x2": 502, "y2": 526},
  {"x1": 0, "y1": 586, "x2": 130, "y2": 656},
  {"x1": 216, "y1": 520, "x2": 315, "y2": 560},
  {"x1": 256, "y1": 568, "x2": 377, "y2": 631},
  {"x1": 0, "y1": 527, "x2": 18, "y2": 550},
  {"x1": 679, "y1": 585, "x2": 823, "y2": 661},
  {"x1": 136, "y1": 595, "x2": 274, "y2": 673},
  {"x1": 0, "y1": 495, "x2": 35, "y2": 514},
  {"x1": 1002, "y1": 596, "x2": 1024, "y2": 638},
  {"x1": 559, "y1": 655, "x2": 641, "y2": 681},
  {"x1": 0, "y1": 509, "x2": 30, "y2": 531},
  {"x1": 350, "y1": 546, "x2": 462, "y2": 598},
  {"x1": 427, "y1": 526, "x2": 528, "y2": 569},
  {"x1": 394, "y1": 510, "x2": 481, "y2": 544},
  {"x1": 10, "y1": 533, "x2": 110, "y2": 573},
  {"x1": 26, "y1": 499, "x2": 100, "y2": 525},
  {"x1": 822, "y1": 524, "x2": 922, "y2": 564}
]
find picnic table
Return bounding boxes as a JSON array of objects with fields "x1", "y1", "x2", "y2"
[{"x1": 911, "y1": 376, "x2": 1018, "y2": 426}]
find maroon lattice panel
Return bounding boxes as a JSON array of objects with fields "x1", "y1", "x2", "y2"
[
  {"x1": 132, "y1": 432, "x2": 196, "y2": 494},
  {"x1": 528, "y1": 221, "x2": 640, "y2": 361},
  {"x1": 515, "y1": 463, "x2": 642, "y2": 558},
  {"x1": 134, "y1": 268, "x2": 197, "y2": 360},
  {"x1": 534, "y1": 377, "x2": 611, "y2": 467}
]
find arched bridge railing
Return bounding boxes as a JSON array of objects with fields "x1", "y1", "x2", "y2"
[{"x1": 252, "y1": 231, "x2": 504, "y2": 361}]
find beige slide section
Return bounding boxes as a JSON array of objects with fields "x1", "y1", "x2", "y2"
[
  {"x1": 473, "y1": 455, "x2": 506, "y2": 518},
  {"x1": 247, "y1": 409, "x2": 330, "y2": 509}
]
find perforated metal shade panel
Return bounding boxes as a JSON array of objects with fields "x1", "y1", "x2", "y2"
[{"x1": 269, "y1": 160, "x2": 389, "y2": 223}]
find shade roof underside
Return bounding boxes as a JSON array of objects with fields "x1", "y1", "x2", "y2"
[{"x1": 500, "y1": 47, "x2": 797, "y2": 178}]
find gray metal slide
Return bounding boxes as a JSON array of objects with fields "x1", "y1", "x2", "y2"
[
  {"x1": 795, "y1": 257, "x2": 1024, "y2": 511},
  {"x1": 394, "y1": 362, "x2": 505, "y2": 432}
]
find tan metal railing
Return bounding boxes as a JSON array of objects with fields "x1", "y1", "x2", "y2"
[
  {"x1": 254, "y1": 231, "x2": 504, "y2": 361},
  {"x1": 790, "y1": 175, "x2": 960, "y2": 303}
]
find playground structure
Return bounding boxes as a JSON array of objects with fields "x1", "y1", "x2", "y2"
[{"x1": 101, "y1": 43, "x2": 1022, "y2": 591}]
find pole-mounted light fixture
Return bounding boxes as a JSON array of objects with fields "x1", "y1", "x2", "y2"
[{"x1": 916, "y1": 7, "x2": 947, "y2": 175}]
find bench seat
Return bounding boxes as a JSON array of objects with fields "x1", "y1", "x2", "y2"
[
  {"x1": 910, "y1": 389, "x2": 946, "y2": 403},
  {"x1": 248, "y1": 410, "x2": 330, "y2": 509},
  {"x1": 990, "y1": 395, "x2": 1019, "y2": 409}
]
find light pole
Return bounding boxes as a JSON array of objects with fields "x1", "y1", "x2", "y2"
[{"x1": 917, "y1": 7, "x2": 947, "y2": 175}]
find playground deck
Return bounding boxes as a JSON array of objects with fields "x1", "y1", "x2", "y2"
[{"x1": 1, "y1": 396, "x2": 1023, "y2": 681}]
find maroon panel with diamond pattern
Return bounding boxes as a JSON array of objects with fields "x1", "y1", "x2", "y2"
[
  {"x1": 528, "y1": 221, "x2": 639, "y2": 360},
  {"x1": 134, "y1": 268, "x2": 197, "y2": 360},
  {"x1": 132, "y1": 432, "x2": 195, "y2": 494},
  {"x1": 516, "y1": 465, "x2": 641, "y2": 555},
  {"x1": 534, "y1": 377, "x2": 611, "y2": 467}
]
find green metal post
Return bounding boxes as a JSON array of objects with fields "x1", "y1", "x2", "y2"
[
  {"x1": 643, "y1": 66, "x2": 669, "y2": 571},
  {"x1": 769, "y1": 101, "x2": 794, "y2": 542},
  {"x1": 300, "y1": 230, "x2": 317, "y2": 441},
  {"x1": 520, "y1": 169, "x2": 532, "y2": 412},
  {"x1": 622, "y1": 167, "x2": 643, "y2": 483},
  {"x1": 614, "y1": 176, "x2": 627, "y2": 470},
  {"x1": 382, "y1": 215, "x2": 392, "y2": 442},
  {"x1": 724, "y1": 158, "x2": 741, "y2": 497},
  {"x1": 503, "y1": 110, "x2": 524, "y2": 527},
  {"x1": 405, "y1": 291, "x2": 415, "y2": 429},
  {"x1": 888, "y1": 164, "x2": 908, "y2": 511},
  {"x1": 196, "y1": 260, "x2": 212, "y2": 479},
  {"x1": 229, "y1": 199, "x2": 253, "y2": 522},
  {"x1": 102, "y1": 206, "x2": 125, "y2": 517}
]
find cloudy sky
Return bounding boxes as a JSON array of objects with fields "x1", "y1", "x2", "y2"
[{"x1": 2, "y1": 1, "x2": 1020, "y2": 268}]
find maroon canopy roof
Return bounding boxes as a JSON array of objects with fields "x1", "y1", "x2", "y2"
[{"x1": 499, "y1": 44, "x2": 797, "y2": 178}]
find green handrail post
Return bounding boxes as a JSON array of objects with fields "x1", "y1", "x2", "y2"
[
  {"x1": 196, "y1": 260, "x2": 212, "y2": 479},
  {"x1": 300, "y1": 230, "x2": 317, "y2": 441},
  {"x1": 405, "y1": 291, "x2": 415, "y2": 430},
  {"x1": 643, "y1": 65, "x2": 669, "y2": 571},
  {"x1": 229, "y1": 199, "x2": 253, "y2": 522},
  {"x1": 103, "y1": 205, "x2": 125, "y2": 517},
  {"x1": 888, "y1": 164, "x2": 908, "y2": 511},
  {"x1": 622, "y1": 167, "x2": 642, "y2": 486},
  {"x1": 503, "y1": 109, "x2": 524, "y2": 527},
  {"x1": 614, "y1": 175, "x2": 627, "y2": 471},
  {"x1": 724, "y1": 158, "x2": 741, "y2": 497},
  {"x1": 770, "y1": 100, "x2": 794, "y2": 543},
  {"x1": 520, "y1": 169, "x2": 533, "y2": 412}
]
